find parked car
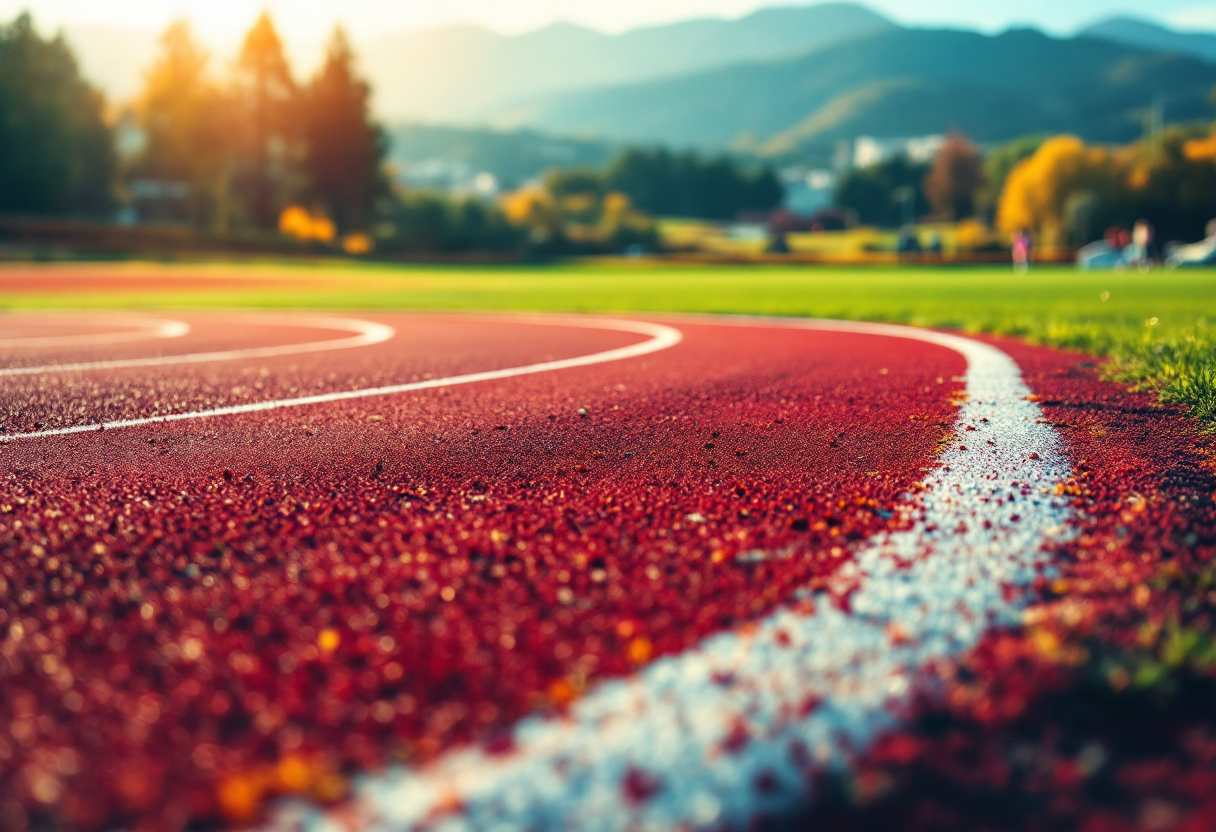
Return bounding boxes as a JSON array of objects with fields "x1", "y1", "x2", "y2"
[{"x1": 1165, "y1": 236, "x2": 1216, "y2": 269}]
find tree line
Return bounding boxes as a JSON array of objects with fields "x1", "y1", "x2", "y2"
[
  {"x1": 595, "y1": 149, "x2": 783, "y2": 221},
  {"x1": 997, "y1": 128, "x2": 1216, "y2": 246},
  {"x1": 132, "y1": 14, "x2": 385, "y2": 236},
  {"x1": 833, "y1": 117, "x2": 1216, "y2": 248},
  {"x1": 0, "y1": 11, "x2": 784, "y2": 256},
  {"x1": 0, "y1": 11, "x2": 387, "y2": 241},
  {"x1": 0, "y1": 14, "x2": 116, "y2": 217}
]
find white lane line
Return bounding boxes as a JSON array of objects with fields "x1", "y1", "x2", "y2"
[
  {"x1": 0, "y1": 315, "x2": 393, "y2": 378},
  {"x1": 0, "y1": 316, "x2": 189, "y2": 349},
  {"x1": 6, "y1": 317, "x2": 682, "y2": 440},
  {"x1": 264, "y1": 318, "x2": 1076, "y2": 832}
]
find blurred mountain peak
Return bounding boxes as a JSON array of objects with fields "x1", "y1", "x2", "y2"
[
  {"x1": 361, "y1": 2, "x2": 896, "y2": 122},
  {"x1": 1078, "y1": 16, "x2": 1216, "y2": 62}
]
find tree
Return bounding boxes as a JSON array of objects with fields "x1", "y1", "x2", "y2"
[
  {"x1": 137, "y1": 20, "x2": 231, "y2": 228},
  {"x1": 995, "y1": 130, "x2": 1216, "y2": 246},
  {"x1": 543, "y1": 168, "x2": 606, "y2": 223},
  {"x1": 300, "y1": 27, "x2": 387, "y2": 232},
  {"x1": 1131, "y1": 126, "x2": 1216, "y2": 242},
  {"x1": 378, "y1": 191, "x2": 524, "y2": 254},
  {"x1": 0, "y1": 12, "x2": 115, "y2": 216},
  {"x1": 233, "y1": 13, "x2": 298, "y2": 229},
  {"x1": 833, "y1": 156, "x2": 930, "y2": 227},
  {"x1": 996, "y1": 136, "x2": 1132, "y2": 245},
  {"x1": 979, "y1": 135, "x2": 1046, "y2": 220},
  {"x1": 604, "y1": 148, "x2": 782, "y2": 220},
  {"x1": 922, "y1": 131, "x2": 984, "y2": 221},
  {"x1": 544, "y1": 167, "x2": 605, "y2": 200},
  {"x1": 502, "y1": 187, "x2": 562, "y2": 239}
]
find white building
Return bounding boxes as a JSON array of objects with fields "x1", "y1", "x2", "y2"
[
  {"x1": 849, "y1": 135, "x2": 945, "y2": 169},
  {"x1": 399, "y1": 161, "x2": 500, "y2": 200}
]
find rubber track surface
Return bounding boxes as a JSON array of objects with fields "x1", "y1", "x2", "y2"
[
  {"x1": 0, "y1": 314, "x2": 963, "y2": 830},
  {"x1": 785, "y1": 337, "x2": 1216, "y2": 832}
]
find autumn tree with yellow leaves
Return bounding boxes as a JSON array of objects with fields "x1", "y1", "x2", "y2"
[
  {"x1": 997, "y1": 136, "x2": 1132, "y2": 246},
  {"x1": 998, "y1": 120, "x2": 1216, "y2": 246}
]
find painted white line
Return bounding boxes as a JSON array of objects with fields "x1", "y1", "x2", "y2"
[
  {"x1": 6, "y1": 317, "x2": 682, "y2": 440},
  {"x1": 264, "y1": 318, "x2": 1075, "y2": 832},
  {"x1": 0, "y1": 316, "x2": 190, "y2": 349},
  {"x1": 0, "y1": 316, "x2": 393, "y2": 378}
]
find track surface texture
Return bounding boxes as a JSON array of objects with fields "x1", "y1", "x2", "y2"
[{"x1": 0, "y1": 312, "x2": 1211, "y2": 832}]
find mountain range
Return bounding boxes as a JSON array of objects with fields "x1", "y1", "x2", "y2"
[
  {"x1": 360, "y1": 4, "x2": 893, "y2": 123},
  {"x1": 50, "y1": 3, "x2": 1216, "y2": 159},
  {"x1": 1078, "y1": 16, "x2": 1216, "y2": 63},
  {"x1": 500, "y1": 26, "x2": 1216, "y2": 156}
]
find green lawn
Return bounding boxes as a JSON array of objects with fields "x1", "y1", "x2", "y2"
[{"x1": 4, "y1": 261, "x2": 1215, "y2": 425}]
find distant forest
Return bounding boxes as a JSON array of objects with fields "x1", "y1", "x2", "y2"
[{"x1": 0, "y1": 10, "x2": 783, "y2": 256}]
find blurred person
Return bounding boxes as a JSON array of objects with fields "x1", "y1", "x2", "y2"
[
  {"x1": 767, "y1": 231, "x2": 790, "y2": 254},
  {"x1": 1128, "y1": 220, "x2": 1155, "y2": 271},
  {"x1": 897, "y1": 227, "x2": 922, "y2": 257},
  {"x1": 1012, "y1": 227, "x2": 1032, "y2": 274}
]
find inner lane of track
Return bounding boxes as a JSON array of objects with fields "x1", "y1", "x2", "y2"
[
  {"x1": 0, "y1": 313, "x2": 968, "y2": 829},
  {"x1": 0, "y1": 315, "x2": 658, "y2": 433}
]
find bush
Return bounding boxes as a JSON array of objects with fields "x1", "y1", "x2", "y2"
[
  {"x1": 604, "y1": 148, "x2": 782, "y2": 220},
  {"x1": 834, "y1": 156, "x2": 930, "y2": 228},
  {"x1": 375, "y1": 191, "x2": 525, "y2": 254}
]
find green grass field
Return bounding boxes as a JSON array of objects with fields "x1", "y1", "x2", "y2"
[{"x1": 4, "y1": 261, "x2": 1215, "y2": 425}]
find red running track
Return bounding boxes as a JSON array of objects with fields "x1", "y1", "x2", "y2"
[
  {"x1": 791, "y1": 336, "x2": 1216, "y2": 832},
  {"x1": 0, "y1": 313, "x2": 967, "y2": 830}
]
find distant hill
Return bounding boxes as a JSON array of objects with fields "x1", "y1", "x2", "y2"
[
  {"x1": 388, "y1": 124, "x2": 615, "y2": 188},
  {"x1": 49, "y1": 3, "x2": 892, "y2": 119},
  {"x1": 362, "y1": 4, "x2": 894, "y2": 121},
  {"x1": 496, "y1": 27, "x2": 1216, "y2": 155},
  {"x1": 47, "y1": 7, "x2": 1216, "y2": 165},
  {"x1": 1079, "y1": 17, "x2": 1216, "y2": 63}
]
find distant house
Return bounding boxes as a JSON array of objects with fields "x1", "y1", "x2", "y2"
[
  {"x1": 848, "y1": 135, "x2": 944, "y2": 169},
  {"x1": 398, "y1": 160, "x2": 499, "y2": 200},
  {"x1": 780, "y1": 167, "x2": 836, "y2": 217},
  {"x1": 129, "y1": 180, "x2": 191, "y2": 225}
]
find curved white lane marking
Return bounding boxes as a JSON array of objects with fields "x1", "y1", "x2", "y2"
[
  {"x1": 7, "y1": 317, "x2": 682, "y2": 440},
  {"x1": 265, "y1": 317, "x2": 1076, "y2": 832},
  {"x1": 0, "y1": 316, "x2": 189, "y2": 349},
  {"x1": 0, "y1": 316, "x2": 393, "y2": 378}
]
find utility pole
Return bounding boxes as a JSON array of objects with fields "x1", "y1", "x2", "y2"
[{"x1": 1148, "y1": 94, "x2": 1165, "y2": 142}]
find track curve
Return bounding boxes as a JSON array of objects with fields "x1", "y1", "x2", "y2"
[
  {"x1": 0, "y1": 316, "x2": 392, "y2": 380},
  {"x1": 0, "y1": 316, "x2": 190, "y2": 349},
  {"x1": 0, "y1": 313, "x2": 1073, "y2": 832}
]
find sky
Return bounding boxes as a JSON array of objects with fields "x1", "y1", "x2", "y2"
[{"x1": 5, "y1": 0, "x2": 1215, "y2": 48}]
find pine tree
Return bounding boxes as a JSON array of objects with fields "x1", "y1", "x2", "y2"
[
  {"x1": 0, "y1": 12, "x2": 115, "y2": 216},
  {"x1": 137, "y1": 20, "x2": 230, "y2": 227},
  {"x1": 234, "y1": 13, "x2": 297, "y2": 229},
  {"x1": 301, "y1": 27, "x2": 387, "y2": 232}
]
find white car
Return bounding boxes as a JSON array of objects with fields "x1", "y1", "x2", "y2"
[{"x1": 1166, "y1": 237, "x2": 1216, "y2": 269}]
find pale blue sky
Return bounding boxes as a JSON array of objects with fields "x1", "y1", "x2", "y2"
[{"x1": 5, "y1": 0, "x2": 1214, "y2": 48}]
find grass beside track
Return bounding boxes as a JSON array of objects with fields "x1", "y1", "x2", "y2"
[{"x1": 3, "y1": 260, "x2": 1215, "y2": 426}]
